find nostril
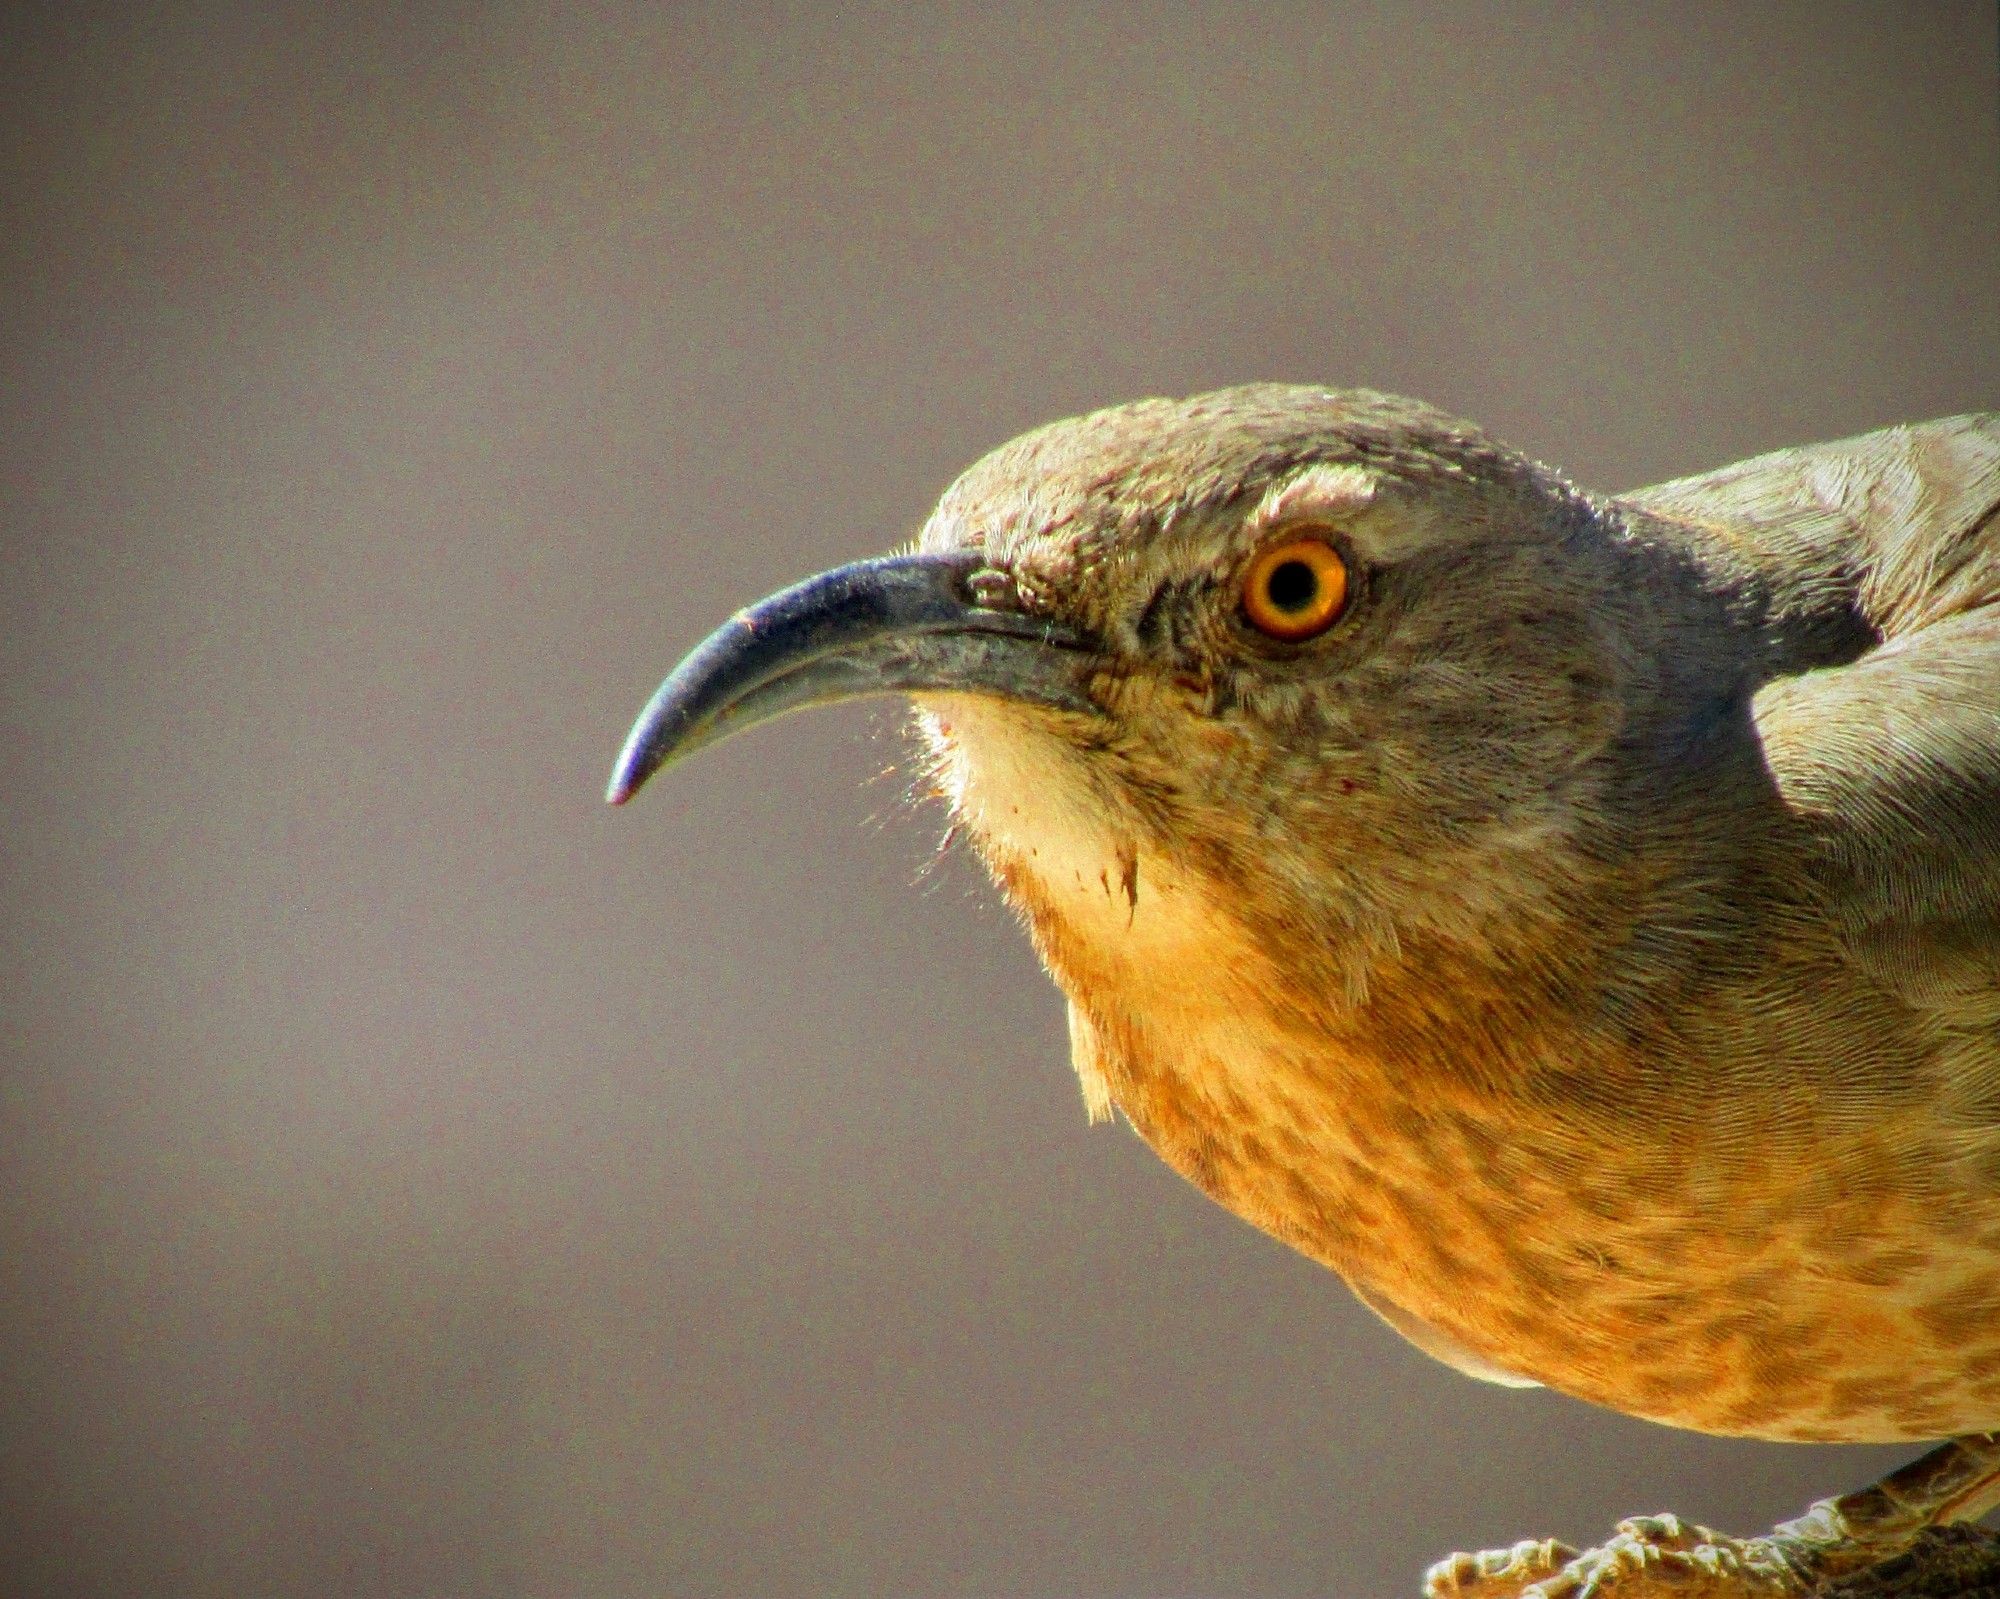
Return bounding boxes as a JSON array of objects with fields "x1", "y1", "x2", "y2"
[{"x1": 967, "y1": 568, "x2": 1024, "y2": 611}]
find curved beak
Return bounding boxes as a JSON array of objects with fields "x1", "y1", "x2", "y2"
[{"x1": 606, "y1": 551, "x2": 1099, "y2": 805}]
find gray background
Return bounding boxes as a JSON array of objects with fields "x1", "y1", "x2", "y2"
[{"x1": 4, "y1": 3, "x2": 1997, "y2": 1595}]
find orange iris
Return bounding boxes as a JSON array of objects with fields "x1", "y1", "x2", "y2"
[{"x1": 1241, "y1": 535, "x2": 1349, "y2": 641}]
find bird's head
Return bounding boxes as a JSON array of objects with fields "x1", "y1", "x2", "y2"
[{"x1": 611, "y1": 385, "x2": 1648, "y2": 1098}]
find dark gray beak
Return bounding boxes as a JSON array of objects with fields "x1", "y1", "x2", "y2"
[{"x1": 607, "y1": 551, "x2": 1099, "y2": 805}]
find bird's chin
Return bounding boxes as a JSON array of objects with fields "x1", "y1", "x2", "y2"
[
  {"x1": 916, "y1": 687, "x2": 1088, "y2": 847},
  {"x1": 913, "y1": 688, "x2": 1267, "y2": 1014},
  {"x1": 912, "y1": 692, "x2": 1118, "y2": 872}
]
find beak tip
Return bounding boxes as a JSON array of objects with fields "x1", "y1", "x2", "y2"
[{"x1": 605, "y1": 752, "x2": 651, "y2": 807}]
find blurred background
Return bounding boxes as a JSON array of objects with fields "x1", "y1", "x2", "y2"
[{"x1": 3, "y1": 3, "x2": 1996, "y2": 1595}]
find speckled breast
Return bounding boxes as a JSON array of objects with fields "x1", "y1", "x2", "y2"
[{"x1": 924, "y1": 696, "x2": 2000, "y2": 1442}]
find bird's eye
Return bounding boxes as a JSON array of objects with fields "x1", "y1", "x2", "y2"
[{"x1": 1240, "y1": 535, "x2": 1349, "y2": 641}]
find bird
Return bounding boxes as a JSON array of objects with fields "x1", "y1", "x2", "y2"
[{"x1": 608, "y1": 385, "x2": 2000, "y2": 1596}]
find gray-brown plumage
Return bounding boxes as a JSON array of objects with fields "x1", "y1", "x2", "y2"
[{"x1": 609, "y1": 386, "x2": 2000, "y2": 1595}]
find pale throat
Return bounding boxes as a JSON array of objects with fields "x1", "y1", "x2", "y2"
[{"x1": 914, "y1": 693, "x2": 1307, "y2": 1124}]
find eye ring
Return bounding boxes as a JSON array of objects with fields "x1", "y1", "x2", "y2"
[{"x1": 1240, "y1": 534, "x2": 1350, "y2": 641}]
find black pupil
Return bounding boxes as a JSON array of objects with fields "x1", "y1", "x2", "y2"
[{"x1": 1265, "y1": 559, "x2": 1319, "y2": 613}]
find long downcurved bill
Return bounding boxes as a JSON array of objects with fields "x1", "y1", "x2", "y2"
[{"x1": 607, "y1": 551, "x2": 1098, "y2": 805}]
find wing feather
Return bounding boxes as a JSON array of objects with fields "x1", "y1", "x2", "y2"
[{"x1": 1629, "y1": 416, "x2": 2000, "y2": 1028}]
